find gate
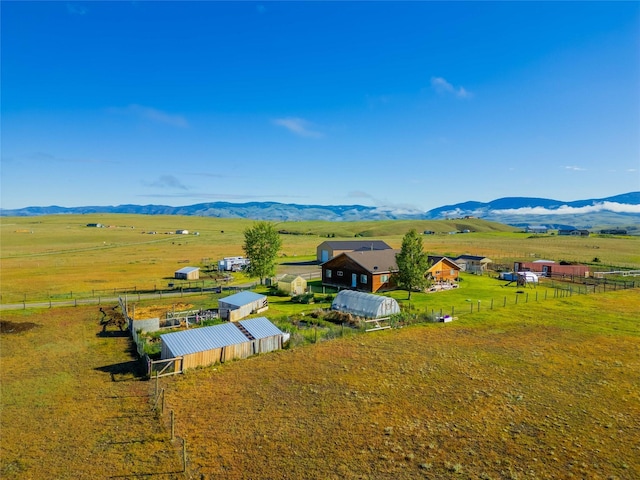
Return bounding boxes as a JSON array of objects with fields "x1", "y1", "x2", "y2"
[{"x1": 149, "y1": 356, "x2": 183, "y2": 378}]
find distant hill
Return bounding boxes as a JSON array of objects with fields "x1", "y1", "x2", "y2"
[
  {"x1": 424, "y1": 192, "x2": 640, "y2": 230},
  {"x1": 1, "y1": 192, "x2": 639, "y2": 230}
]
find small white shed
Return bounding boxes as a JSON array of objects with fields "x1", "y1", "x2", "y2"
[
  {"x1": 218, "y1": 291, "x2": 268, "y2": 321},
  {"x1": 278, "y1": 274, "x2": 307, "y2": 295},
  {"x1": 331, "y1": 290, "x2": 400, "y2": 318}
]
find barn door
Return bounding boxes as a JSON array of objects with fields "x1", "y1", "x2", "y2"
[
  {"x1": 321, "y1": 250, "x2": 329, "y2": 262},
  {"x1": 352, "y1": 273, "x2": 357, "y2": 288}
]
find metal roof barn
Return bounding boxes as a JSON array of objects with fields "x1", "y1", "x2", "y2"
[
  {"x1": 218, "y1": 291, "x2": 268, "y2": 321},
  {"x1": 160, "y1": 317, "x2": 286, "y2": 370},
  {"x1": 174, "y1": 266, "x2": 200, "y2": 280},
  {"x1": 160, "y1": 322, "x2": 252, "y2": 370},
  {"x1": 331, "y1": 290, "x2": 400, "y2": 318}
]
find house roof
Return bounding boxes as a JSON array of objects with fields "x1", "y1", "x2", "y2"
[
  {"x1": 342, "y1": 249, "x2": 399, "y2": 273},
  {"x1": 175, "y1": 266, "x2": 200, "y2": 274},
  {"x1": 319, "y1": 240, "x2": 392, "y2": 251},
  {"x1": 427, "y1": 256, "x2": 461, "y2": 272},
  {"x1": 454, "y1": 255, "x2": 491, "y2": 262},
  {"x1": 161, "y1": 322, "x2": 249, "y2": 356},
  {"x1": 219, "y1": 291, "x2": 267, "y2": 307},
  {"x1": 238, "y1": 317, "x2": 284, "y2": 339}
]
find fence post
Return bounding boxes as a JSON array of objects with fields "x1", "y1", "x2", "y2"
[
  {"x1": 503, "y1": 297, "x2": 506, "y2": 307},
  {"x1": 525, "y1": 293, "x2": 528, "y2": 303},
  {"x1": 182, "y1": 438, "x2": 187, "y2": 472},
  {"x1": 515, "y1": 295, "x2": 518, "y2": 305},
  {"x1": 477, "y1": 300, "x2": 481, "y2": 312}
]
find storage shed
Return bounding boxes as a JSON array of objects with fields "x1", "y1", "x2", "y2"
[
  {"x1": 174, "y1": 266, "x2": 200, "y2": 280},
  {"x1": 218, "y1": 291, "x2": 268, "y2": 321},
  {"x1": 160, "y1": 322, "x2": 252, "y2": 370},
  {"x1": 277, "y1": 274, "x2": 307, "y2": 295},
  {"x1": 331, "y1": 290, "x2": 400, "y2": 318},
  {"x1": 238, "y1": 317, "x2": 289, "y2": 354}
]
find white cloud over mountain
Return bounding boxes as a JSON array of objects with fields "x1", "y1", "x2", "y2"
[{"x1": 493, "y1": 202, "x2": 640, "y2": 215}]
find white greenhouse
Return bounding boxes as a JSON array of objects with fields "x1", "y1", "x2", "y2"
[{"x1": 331, "y1": 290, "x2": 400, "y2": 318}]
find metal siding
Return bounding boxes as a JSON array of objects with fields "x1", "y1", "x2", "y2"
[
  {"x1": 238, "y1": 317, "x2": 284, "y2": 340},
  {"x1": 219, "y1": 291, "x2": 267, "y2": 308},
  {"x1": 161, "y1": 323, "x2": 250, "y2": 357}
]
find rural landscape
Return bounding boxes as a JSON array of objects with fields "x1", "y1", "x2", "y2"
[{"x1": 1, "y1": 213, "x2": 639, "y2": 479}]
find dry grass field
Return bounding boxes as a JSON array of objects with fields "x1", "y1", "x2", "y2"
[
  {"x1": 1, "y1": 214, "x2": 639, "y2": 479},
  {"x1": 1, "y1": 215, "x2": 639, "y2": 304},
  {"x1": 2, "y1": 290, "x2": 637, "y2": 479},
  {"x1": 0, "y1": 306, "x2": 184, "y2": 479}
]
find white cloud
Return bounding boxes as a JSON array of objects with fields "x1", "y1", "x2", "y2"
[
  {"x1": 431, "y1": 77, "x2": 472, "y2": 99},
  {"x1": 66, "y1": 3, "x2": 88, "y2": 15},
  {"x1": 272, "y1": 117, "x2": 323, "y2": 138},
  {"x1": 145, "y1": 175, "x2": 188, "y2": 190},
  {"x1": 493, "y1": 201, "x2": 640, "y2": 215},
  {"x1": 564, "y1": 165, "x2": 586, "y2": 171},
  {"x1": 108, "y1": 104, "x2": 188, "y2": 128}
]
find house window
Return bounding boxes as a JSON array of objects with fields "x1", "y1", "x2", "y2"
[
  {"x1": 360, "y1": 274, "x2": 367, "y2": 284},
  {"x1": 326, "y1": 269, "x2": 332, "y2": 279},
  {"x1": 381, "y1": 274, "x2": 389, "y2": 283},
  {"x1": 450, "y1": 270, "x2": 455, "y2": 275},
  {"x1": 337, "y1": 271, "x2": 343, "y2": 277}
]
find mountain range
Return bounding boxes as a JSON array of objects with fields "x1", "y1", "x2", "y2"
[{"x1": 2, "y1": 192, "x2": 639, "y2": 230}]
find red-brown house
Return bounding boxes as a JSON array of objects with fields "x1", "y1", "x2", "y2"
[{"x1": 321, "y1": 249, "x2": 399, "y2": 293}]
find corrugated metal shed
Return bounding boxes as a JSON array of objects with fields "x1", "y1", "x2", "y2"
[
  {"x1": 219, "y1": 291, "x2": 266, "y2": 307},
  {"x1": 161, "y1": 322, "x2": 248, "y2": 357},
  {"x1": 239, "y1": 317, "x2": 284, "y2": 339},
  {"x1": 175, "y1": 266, "x2": 200, "y2": 275},
  {"x1": 331, "y1": 290, "x2": 400, "y2": 318}
]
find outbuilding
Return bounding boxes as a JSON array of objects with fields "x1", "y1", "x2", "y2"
[
  {"x1": 159, "y1": 317, "x2": 286, "y2": 370},
  {"x1": 237, "y1": 317, "x2": 289, "y2": 354},
  {"x1": 316, "y1": 240, "x2": 392, "y2": 263},
  {"x1": 218, "y1": 291, "x2": 268, "y2": 321},
  {"x1": 331, "y1": 290, "x2": 400, "y2": 318},
  {"x1": 277, "y1": 274, "x2": 307, "y2": 295},
  {"x1": 174, "y1": 266, "x2": 200, "y2": 280},
  {"x1": 160, "y1": 322, "x2": 252, "y2": 369}
]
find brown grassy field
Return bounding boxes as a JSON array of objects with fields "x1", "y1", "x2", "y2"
[
  {"x1": 154, "y1": 290, "x2": 640, "y2": 479},
  {"x1": 1, "y1": 214, "x2": 639, "y2": 479},
  {"x1": 0, "y1": 306, "x2": 184, "y2": 479},
  {"x1": 3, "y1": 290, "x2": 637, "y2": 479}
]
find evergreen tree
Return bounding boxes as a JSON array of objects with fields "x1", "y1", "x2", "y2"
[
  {"x1": 395, "y1": 229, "x2": 430, "y2": 299},
  {"x1": 243, "y1": 221, "x2": 282, "y2": 284}
]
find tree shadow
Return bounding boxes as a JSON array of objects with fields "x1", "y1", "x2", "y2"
[
  {"x1": 95, "y1": 359, "x2": 147, "y2": 381},
  {"x1": 96, "y1": 330, "x2": 129, "y2": 338}
]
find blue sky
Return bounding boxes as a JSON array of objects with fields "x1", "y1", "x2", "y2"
[{"x1": 1, "y1": 1, "x2": 639, "y2": 212}]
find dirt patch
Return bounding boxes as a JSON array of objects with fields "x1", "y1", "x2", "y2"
[
  {"x1": 0, "y1": 320, "x2": 39, "y2": 334},
  {"x1": 133, "y1": 302, "x2": 193, "y2": 320}
]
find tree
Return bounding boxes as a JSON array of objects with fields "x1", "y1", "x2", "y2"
[
  {"x1": 243, "y1": 221, "x2": 282, "y2": 284},
  {"x1": 395, "y1": 229, "x2": 431, "y2": 299}
]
